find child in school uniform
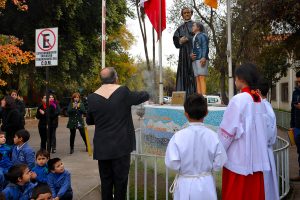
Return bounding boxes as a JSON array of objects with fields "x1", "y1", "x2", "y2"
[
  {"x1": 12, "y1": 129, "x2": 35, "y2": 170},
  {"x1": 191, "y1": 22, "x2": 209, "y2": 95},
  {"x1": 31, "y1": 150, "x2": 50, "y2": 184},
  {"x1": 0, "y1": 131, "x2": 12, "y2": 191},
  {"x1": 0, "y1": 131, "x2": 12, "y2": 174},
  {"x1": 47, "y1": 158, "x2": 73, "y2": 200},
  {"x1": 30, "y1": 183, "x2": 52, "y2": 200},
  {"x1": 257, "y1": 78, "x2": 279, "y2": 200},
  {"x1": 3, "y1": 164, "x2": 36, "y2": 200},
  {"x1": 165, "y1": 94, "x2": 227, "y2": 200},
  {"x1": 218, "y1": 63, "x2": 273, "y2": 200}
]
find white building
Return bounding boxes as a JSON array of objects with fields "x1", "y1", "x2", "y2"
[{"x1": 271, "y1": 61, "x2": 300, "y2": 111}]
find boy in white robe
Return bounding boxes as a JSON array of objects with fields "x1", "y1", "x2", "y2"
[
  {"x1": 165, "y1": 94, "x2": 227, "y2": 200},
  {"x1": 257, "y1": 78, "x2": 279, "y2": 200}
]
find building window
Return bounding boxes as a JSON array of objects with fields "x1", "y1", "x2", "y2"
[
  {"x1": 281, "y1": 83, "x2": 289, "y2": 102},
  {"x1": 271, "y1": 86, "x2": 276, "y2": 101}
]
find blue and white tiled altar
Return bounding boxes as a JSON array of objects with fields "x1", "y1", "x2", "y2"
[{"x1": 142, "y1": 105, "x2": 226, "y2": 155}]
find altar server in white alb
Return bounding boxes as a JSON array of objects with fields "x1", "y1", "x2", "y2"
[
  {"x1": 219, "y1": 63, "x2": 274, "y2": 200},
  {"x1": 257, "y1": 78, "x2": 279, "y2": 200},
  {"x1": 165, "y1": 94, "x2": 227, "y2": 200}
]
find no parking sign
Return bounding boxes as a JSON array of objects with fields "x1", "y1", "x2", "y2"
[{"x1": 35, "y1": 27, "x2": 58, "y2": 67}]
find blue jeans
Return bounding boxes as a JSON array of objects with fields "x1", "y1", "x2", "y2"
[{"x1": 294, "y1": 128, "x2": 300, "y2": 175}]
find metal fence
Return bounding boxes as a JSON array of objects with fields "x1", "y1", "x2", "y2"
[
  {"x1": 275, "y1": 110, "x2": 291, "y2": 130},
  {"x1": 274, "y1": 136, "x2": 290, "y2": 199},
  {"x1": 130, "y1": 130, "x2": 290, "y2": 199}
]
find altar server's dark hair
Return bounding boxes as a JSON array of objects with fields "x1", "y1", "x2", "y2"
[
  {"x1": 235, "y1": 63, "x2": 260, "y2": 90},
  {"x1": 257, "y1": 78, "x2": 270, "y2": 97},
  {"x1": 184, "y1": 94, "x2": 207, "y2": 120}
]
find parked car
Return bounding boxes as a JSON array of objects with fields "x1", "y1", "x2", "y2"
[
  {"x1": 163, "y1": 96, "x2": 172, "y2": 104},
  {"x1": 205, "y1": 95, "x2": 222, "y2": 105}
]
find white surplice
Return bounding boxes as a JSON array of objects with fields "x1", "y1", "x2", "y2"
[
  {"x1": 262, "y1": 99, "x2": 279, "y2": 200},
  {"x1": 165, "y1": 122, "x2": 227, "y2": 200},
  {"x1": 218, "y1": 92, "x2": 271, "y2": 175}
]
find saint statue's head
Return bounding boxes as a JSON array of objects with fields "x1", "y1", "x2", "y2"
[{"x1": 181, "y1": 7, "x2": 193, "y2": 21}]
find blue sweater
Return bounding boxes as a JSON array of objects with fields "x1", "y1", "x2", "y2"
[
  {"x1": 3, "y1": 182, "x2": 36, "y2": 200},
  {"x1": 11, "y1": 143, "x2": 35, "y2": 169},
  {"x1": 32, "y1": 165, "x2": 49, "y2": 184},
  {"x1": 0, "y1": 144, "x2": 12, "y2": 173},
  {"x1": 47, "y1": 170, "x2": 72, "y2": 198}
]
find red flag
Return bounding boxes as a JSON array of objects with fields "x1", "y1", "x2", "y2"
[{"x1": 142, "y1": 0, "x2": 166, "y2": 39}]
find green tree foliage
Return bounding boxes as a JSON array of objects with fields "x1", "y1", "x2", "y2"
[
  {"x1": 163, "y1": 67, "x2": 176, "y2": 96},
  {"x1": 0, "y1": 0, "x2": 137, "y2": 104}
]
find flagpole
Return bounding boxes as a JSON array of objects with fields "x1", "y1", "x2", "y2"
[
  {"x1": 101, "y1": 0, "x2": 106, "y2": 69},
  {"x1": 227, "y1": 0, "x2": 233, "y2": 99},
  {"x1": 159, "y1": 0, "x2": 163, "y2": 104}
]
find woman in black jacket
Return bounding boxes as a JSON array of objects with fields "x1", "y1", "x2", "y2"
[
  {"x1": 67, "y1": 92, "x2": 87, "y2": 154},
  {"x1": 0, "y1": 96, "x2": 23, "y2": 145},
  {"x1": 36, "y1": 95, "x2": 48, "y2": 150},
  {"x1": 49, "y1": 94, "x2": 60, "y2": 153},
  {"x1": 36, "y1": 94, "x2": 60, "y2": 152}
]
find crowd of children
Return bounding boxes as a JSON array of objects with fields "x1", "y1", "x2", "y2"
[{"x1": 0, "y1": 129, "x2": 73, "y2": 200}]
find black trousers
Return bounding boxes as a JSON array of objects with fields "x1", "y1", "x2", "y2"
[
  {"x1": 294, "y1": 128, "x2": 300, "y2": 175},
  {"x1": 60, "y1": 190, "x2": 73, "y2": 200},
  {"x1": 69, "y1": 128, "x2": 87, "y2": 149},
  {"x1": 51, "y1": 127, "x2": 57, "y2": 149},
  {"x1": 98, "y1": 154, "x2": 130, "y2": 200},
  {"x1": 38, "y1": 126, "x2": 47, "y2": 150}
]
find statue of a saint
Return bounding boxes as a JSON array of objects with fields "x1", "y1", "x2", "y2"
[{"x1": 173, "y1": 7, "x2": 196, "y2": 97}]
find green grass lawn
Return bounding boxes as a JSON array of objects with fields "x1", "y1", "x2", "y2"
[{"x1": 127, "y1": 156, "x2": 222, "y2": 199}]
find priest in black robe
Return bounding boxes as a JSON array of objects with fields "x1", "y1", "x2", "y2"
[{"x1": 173, "y1": 7, "x2": 196, "y2": 97}]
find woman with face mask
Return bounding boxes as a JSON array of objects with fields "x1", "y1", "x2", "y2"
[{"x1": 67, "y1": 93, "x2": 87, "y2": 154}]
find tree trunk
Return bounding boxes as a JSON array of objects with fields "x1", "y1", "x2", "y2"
[
  {"x1": 220, "y1": 68, "x2": 229, "y2": 105},
  {"x1": 136, "y1": 1, "x2": 150, "y2": 70}
]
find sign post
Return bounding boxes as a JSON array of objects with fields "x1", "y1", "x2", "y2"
[{"x1": 35, "y1": 27, "x2": 58, "y2": 152}]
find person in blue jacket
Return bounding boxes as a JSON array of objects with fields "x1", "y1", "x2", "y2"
[
  {"x1": 3, "y1": 164, "x2": 37, "y2": 200},
  {"x1": 31, "y1": 149, "x2": 49, "y2": 184},
  {"x1": 12, "y1": 129, "x2": 35, "y2": 170},
  {"x1": 0, "y1": 131, "x2": 13, "y2": 191},
  {"x1": 0, "y1": 131, "x2": 12, "y2": 174},
  {"x1": 191, "y1": 21, "x2": 209, "y2": 95},
  {"x1": 47, "y1": 158, "x2": 73, "y2": 200}
]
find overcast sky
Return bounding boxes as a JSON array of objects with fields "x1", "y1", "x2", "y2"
[{"x1": 126, "y1": 0, "x2": 179, "y2": 71}]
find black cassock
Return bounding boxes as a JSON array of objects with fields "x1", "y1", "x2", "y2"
[{"x1": 173, "y1": 20, "x2": 196, "y2": 97}]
